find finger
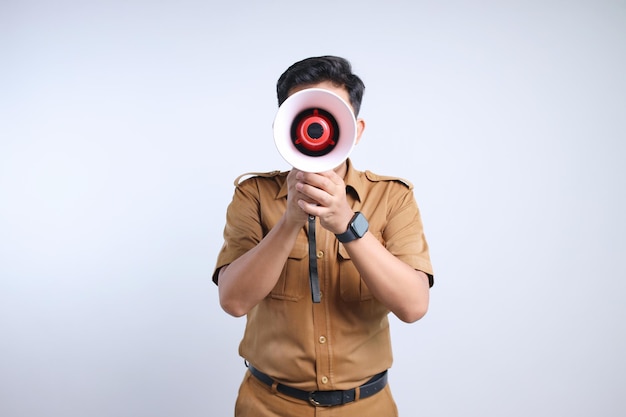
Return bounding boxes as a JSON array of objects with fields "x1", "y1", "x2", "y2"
[
  {"x1": 319, "y1": 169, "x2": 342, "y2": 183},
  {"x1": 297, "y1": 171, "x2": 331, "y2": 191},
  {"x1": 296, "y1": 182, "x2": 328, "y2": 206},
  {"x1": 298, "y1": 199, "x2": 323, "y2": 217}
]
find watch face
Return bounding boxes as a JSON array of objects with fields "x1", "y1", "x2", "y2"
[{"x1": 352, "y1": 212, "x2": 369, "y2": 237}]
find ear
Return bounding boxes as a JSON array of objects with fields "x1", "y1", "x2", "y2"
[{"x1": 355, "y1": 118, "x2": 366, "y2": 145}]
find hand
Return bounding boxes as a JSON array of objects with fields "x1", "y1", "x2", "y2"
[
  {"x1": 284, "y1": 168, "x2": 313, "y2": 228},
  {"x1": 294, "y1": 170, "x2": 354, "y2": 234}
]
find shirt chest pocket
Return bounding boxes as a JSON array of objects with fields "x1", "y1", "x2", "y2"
[
  {"x1": 338, "y1": 233, "x2": 384, "y2": 302},
  {"x1": 269, "y1": 234, "x2": 309, "y2": 301}
]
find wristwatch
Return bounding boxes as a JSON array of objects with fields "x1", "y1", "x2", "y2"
[{"x1": 336, "y1": 212, "x2": 369, "y2": 243}]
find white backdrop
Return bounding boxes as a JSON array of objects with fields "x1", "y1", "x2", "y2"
[{"x1": 1, "y1": 1, "x2": 625, "y2": 416}]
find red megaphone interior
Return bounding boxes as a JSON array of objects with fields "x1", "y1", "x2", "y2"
[{"x1": 292, "y1": 108, "x2": 339, "y2": 156}]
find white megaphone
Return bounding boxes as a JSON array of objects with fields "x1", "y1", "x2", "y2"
[{"x1": 273, "y1": 88, "x2": 357, "y2": 173}]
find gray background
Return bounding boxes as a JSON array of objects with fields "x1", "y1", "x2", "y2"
[{"x1": 1, "y1": 1, "x2": 625, "y2": 416}]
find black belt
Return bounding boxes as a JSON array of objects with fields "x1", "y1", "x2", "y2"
[{"x1": 247, "y1": 364, "x2": 388, "y2": 407}]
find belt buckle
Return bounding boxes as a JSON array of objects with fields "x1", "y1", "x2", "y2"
[{"x1": 308, "y1": 391, "x2": 331, "y2": 407}]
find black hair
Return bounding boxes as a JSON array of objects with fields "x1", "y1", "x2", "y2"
[{"x1": 276, "y1": 56, "x2": 365, "y2": 116}]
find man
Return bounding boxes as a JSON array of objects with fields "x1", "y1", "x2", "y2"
[{"x1": 212, "y1": 56, "x2": 434, "y2": 416}]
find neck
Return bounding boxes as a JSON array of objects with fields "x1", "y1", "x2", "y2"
[{"x1": 334, "y1": 161, "x2": 348, "y2": 179}]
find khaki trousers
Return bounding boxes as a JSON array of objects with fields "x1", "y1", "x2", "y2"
[{"x1": 234, "y1": 370, "x2": 399, "y2": 417}]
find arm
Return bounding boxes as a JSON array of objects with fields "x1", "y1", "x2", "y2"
[
  {"x1": 295, "y1": 170, "x2": 430, "y2": 323},
  {"x1": 217, "y1": 170, "x2": 311, "y2": 317},
  {"x1": 341, "y1": 233, "x2": 430, "y2": 323},
  {"x1": 217, "y1": 216, "x2": 300, "y2": 317}
]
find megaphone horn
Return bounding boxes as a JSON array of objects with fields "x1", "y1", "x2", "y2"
[{"x1": 273, "y1": 88, "x2": 357, "y2": 173}]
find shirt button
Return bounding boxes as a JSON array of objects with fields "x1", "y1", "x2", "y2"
[
  {"x1": 316, "y1": 250, "x2": 324, "y2": 259},
  {"x1": 321, "y1": 376, "x2": 328, "y2": 384},
  {"x1": 319, "y1": 336, "x2": 326, "y2": 344}
]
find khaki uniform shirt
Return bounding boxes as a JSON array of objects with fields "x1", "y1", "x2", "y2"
[{"x1": 213, "y1": 159, "x2": 433, "y2": 391}]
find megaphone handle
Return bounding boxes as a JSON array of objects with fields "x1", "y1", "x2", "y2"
[{"x1": 307, "y1": 215, "x2": 322, "y2": 303}]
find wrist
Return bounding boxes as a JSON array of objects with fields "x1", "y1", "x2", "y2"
[
  {"x1": 335, "y1": 212, "x2": 369, "y2": 243},
  {"x1": 279, "y1": 212, "x2": 307, "y2": 236}
]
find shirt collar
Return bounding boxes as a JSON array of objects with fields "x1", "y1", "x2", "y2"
[{"x1": 343, "y1": 158, "x2": 365, "y2": 202}]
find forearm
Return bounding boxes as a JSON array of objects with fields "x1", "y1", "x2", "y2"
[
  {"x1": 218, "y1": 216, "x2": 301, "y2": 317},
  {"x1": 343, "y1": 232, "x2": 430, "y2": 323}
]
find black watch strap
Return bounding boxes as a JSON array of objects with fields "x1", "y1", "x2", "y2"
[{"x1": 336, "y1": 212, "x2": 369, "y2": 243}]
